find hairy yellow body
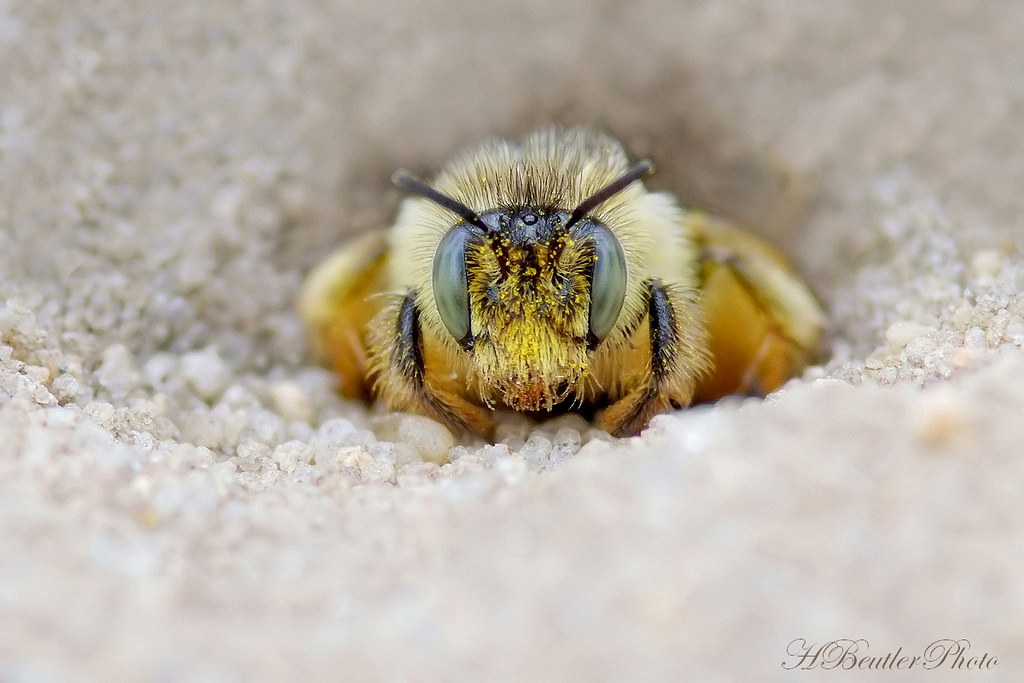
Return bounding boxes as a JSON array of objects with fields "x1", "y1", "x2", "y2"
[{"x1": 299, "y1": 129, "x2": 824, "y2": 438}]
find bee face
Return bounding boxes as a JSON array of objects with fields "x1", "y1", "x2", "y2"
[{"x1": 432, "y1": 207, "x2": 628, "y2": 410}]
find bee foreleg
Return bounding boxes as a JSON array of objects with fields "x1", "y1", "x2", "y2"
[
  {"x1": 368, "y1": 291, "x2": 492, "y2": 437},
  {"x1": 601, "y1": 279, "x2": 710, "y2": 437}
]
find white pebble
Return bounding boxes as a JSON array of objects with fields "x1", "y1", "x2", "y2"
[
  {"x1": 272, "y1": 440, "x2": 314, "y2": 473},
  {"x1": 964, "y1": 326, "x2": 988, "y2": 348},
  {"x1": 333, "y1": 446, "x2": 394, "y2": 481},
  {"x1": 235, "y1": 441, "x2": 271, "y2": 473},
  {"x1": 182, "y1": 408, "x2": 224, "y2": 449},
  {"x1": 219, "y1": 384, "x2": 260, "y2": 410},
  {"x1": 970, "y1": 249, "x2": 1003, "y2": 278},
  {"x1": 885, "y1": 321, "x2": 936, "y2": 348},
  {"x1": 550, "y1": 427, "x2": 582, "y2": 467},
  {"x1": 950, "y1": 304, "x2": 976, "y2": 330},
  {"x1": 520, "y1": 433, "x2": 553, "y2": 471},
  {"x1": 397, "y1": 415, "x2": 454, "y2": 465},
  {"x1": 369, "y1": 441, "x2": 399, "y2": 465},
  {"x1": 179, "y1": 346, "x2": 230, "y2": 402},
  {"x1": 270, "y1": 380, "x2": 312, "y2": 423},
  {"x1": 143, "y1": 353, "x2": 177, "y2": 389},
  {"x1": 315, "y1": 417, "x2": 360, "y2": 447},
  {"x1": 84, "y1": 401, "x2": 116, "y2": 425},
  {"x1": 493, "y1": 413, "x2": 533, "y2": 451},
  {"x1": 1006, "y1": 321, "x2": 1024, "y2": 345},
  {"x1": 50, "y1": 374, "x2": 79, "y2": 402},
  {"x1": 96, "y1": 344, "x2": 139, "y2": 399},
  {"x1": 215, "y1": 407, "x2": 248, "y2": 450},
  {"x1": 23, "y1": 365, "x2": 49, "y2": 383},
  {"x1": 247, "y1": 408, "x2": 286, "y2": 445}
]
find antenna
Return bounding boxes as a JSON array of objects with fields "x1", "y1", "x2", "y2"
[
  {"x1": 392, "y1": 170, "x2": 487, "y2": 231},
  {"x1": 565, "y1": 160, "x2": 654, "y2": 229}
]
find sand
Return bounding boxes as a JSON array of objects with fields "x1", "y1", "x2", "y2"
[{"x1": 1, "y1": 0, "x2": 1022, "y2": 680}]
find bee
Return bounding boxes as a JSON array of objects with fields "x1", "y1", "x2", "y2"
[{"x1": 299, "y1": 128, "x2": 824, "y2": 438}]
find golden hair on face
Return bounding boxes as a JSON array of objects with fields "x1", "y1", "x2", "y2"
[{"x1": 300, "y1": 128, "x2": 824, "y2": 438}]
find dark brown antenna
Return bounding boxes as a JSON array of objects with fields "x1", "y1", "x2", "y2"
[
  {"x1": 565, "y1": 160, "x2": 654, "y2": 229},
  {"x1": 392, "y1": 170, "x2": 487, "y2": 231}
]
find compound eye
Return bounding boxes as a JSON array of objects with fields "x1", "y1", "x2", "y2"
[
  {"x1": 589, "y1": 224, "x2": 627, "y2": 342},
  {"x1": 432, "y1": 224, "x2": 472, "y2": 343}
]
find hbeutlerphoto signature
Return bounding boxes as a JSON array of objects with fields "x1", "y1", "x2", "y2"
[{"x1": 782, "y1": 638, "x2": 998, "y2": 671}]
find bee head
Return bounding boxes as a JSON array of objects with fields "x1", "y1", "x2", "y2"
[{"x1": 394, "y1": 162, "x2": 651, "y2": 411}]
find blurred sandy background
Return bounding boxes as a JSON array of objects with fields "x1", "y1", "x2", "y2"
[{"x1": 1, "y1": 0, "x2": 1023, "y2": 680}]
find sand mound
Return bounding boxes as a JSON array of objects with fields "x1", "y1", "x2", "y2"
[{"x1": 2, "y1": 1, "x2": 1022, "y2": 679}]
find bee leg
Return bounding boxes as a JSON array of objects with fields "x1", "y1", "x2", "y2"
[
  {"x1": 691, "y1": 216, "x2": 825, "y2": 403},
  {"x1": 298, "y1": 231, "x2": 390, "y2": 400},
  {"x1": 736, "y1": 332, "x2": 785, "y2": 396},
  {"x1": 736, "y1": 339, "x2": 770, "y2": 396},
  {"x1": 601, "y1": 280, "x2": 710, "y2": 437},
  {"x1": 369, "y1": 291, "x2": 492, "y2": 437}
]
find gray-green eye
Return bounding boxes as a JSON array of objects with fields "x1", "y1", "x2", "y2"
[
  {"x1": 432, "y1": 225, "x2": 472, "y2": 343},
  {"x1": 589, "y1": 224, "x2": 627, "y2": 342}
]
